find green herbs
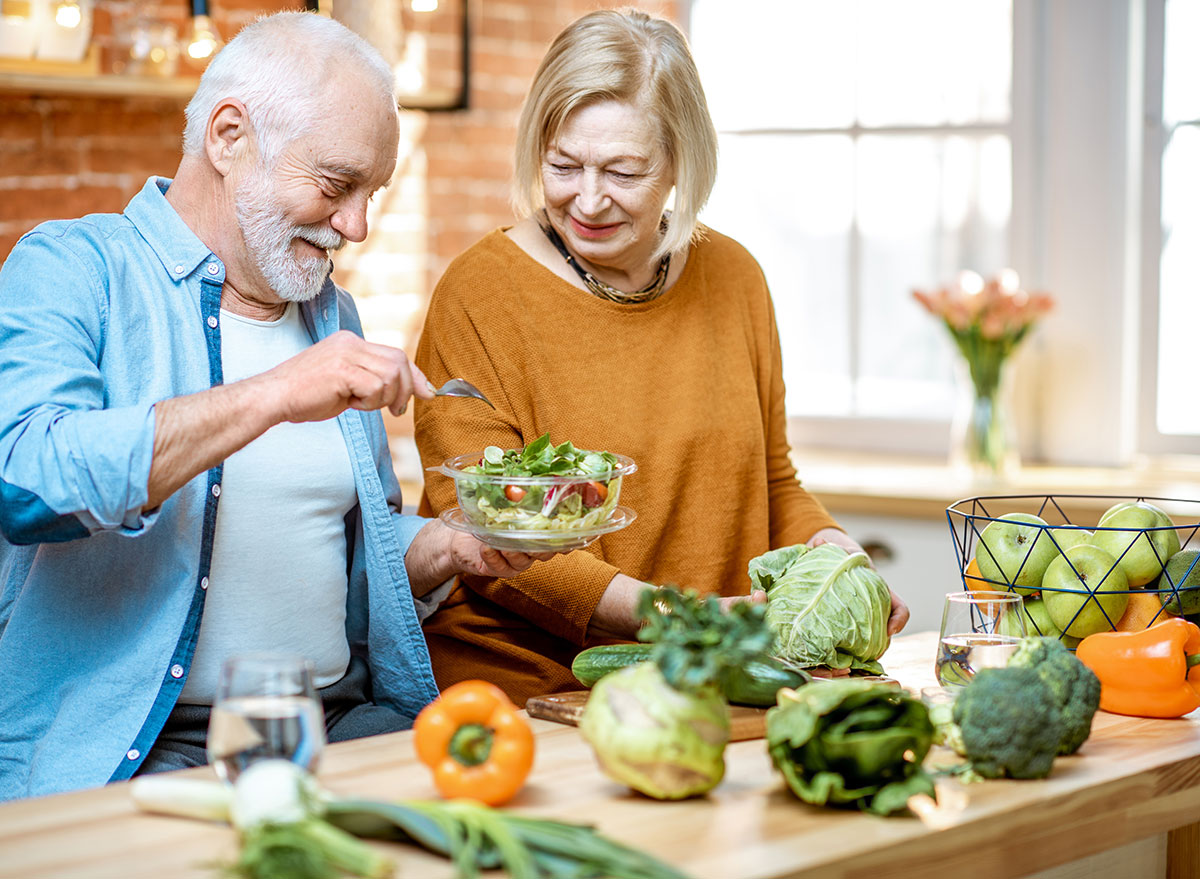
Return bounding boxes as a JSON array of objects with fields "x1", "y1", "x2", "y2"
[
  {"x1": 748, "y1": 544, "x2": 892, "y2": 673},
  {"x1": 766, "y1": 680, "x2": 936, "y2": 816},
  {"x1": 636, "y1": 586, "x2": 776, "y2": 694}
]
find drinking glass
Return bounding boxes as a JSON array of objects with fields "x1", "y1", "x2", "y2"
[
  {"x1": 935, "y1": 591, "x2": 1025, "y2": 690},
  {"x1": 207, "y1": 653, "x2": 326, "y2": 783}
]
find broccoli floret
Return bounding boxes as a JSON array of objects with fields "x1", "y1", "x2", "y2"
[
  {"x1": 1007, "y1": 636, "x2": 1101, "y2": 755},
  {"x1": 952, "y1": 667, "x2": 1064, "y2": 779}
]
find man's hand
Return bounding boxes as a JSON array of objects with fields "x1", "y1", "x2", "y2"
[
  {"x1": 255, "y1": 330, "x2": 434, "y2": 423},
  {"x1": 405, "y1": 520, "x2": 555, "y2": 597},
  {"x1": 146, "y1": 333, "x2": 432, "y2": 509}
]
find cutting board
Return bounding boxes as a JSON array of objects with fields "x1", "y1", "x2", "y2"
[
  {"x1": 526, "y1": 674, "x2": 901, "y2": 742},
  {"x1": 526, "y1": 690, "x2": 771, "y2": 740}
]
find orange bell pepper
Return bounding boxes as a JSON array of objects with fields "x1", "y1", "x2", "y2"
[
  {"x1": 413, "y1": 680, "x2": 535, "y2": 806},
  {"x1": 1075, "y1": 617, "x2": 1200, "y2": 718}
]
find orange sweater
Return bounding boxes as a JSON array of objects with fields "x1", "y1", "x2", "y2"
[{"x1": 413, "y1": 228, "x2": 839, "y2": 703}]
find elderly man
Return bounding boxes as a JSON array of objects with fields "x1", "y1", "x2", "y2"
[{"x1": 0, "y1": 12, "x2": 536, "y2": 800}]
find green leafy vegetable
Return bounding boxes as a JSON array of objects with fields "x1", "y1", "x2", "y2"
[
  {"x1": 766, "y1": 679, "x2": 936, "y2": 816},
  {"x1": 579, "y1": 587, "x2": 774, "y2": 800},
  {"x1": 748, "y1": 544, "x2": 891, "y2": 672}
]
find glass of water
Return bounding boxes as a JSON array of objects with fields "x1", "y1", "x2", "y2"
[
  {"x1": 207, "y1": 653, "x2": 326, "y2": 783},
  {"x1": 935, "y1": 591, "x2": 1026, "y2": 690}
]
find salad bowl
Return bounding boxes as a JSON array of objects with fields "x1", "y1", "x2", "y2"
[{"x1": 428, "y1": 434, "x2": 637, "y2": 552}]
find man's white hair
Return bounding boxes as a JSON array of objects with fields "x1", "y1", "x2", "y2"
[{"x1": 182, "y1": 11, "x2": 396, "y2": 163}]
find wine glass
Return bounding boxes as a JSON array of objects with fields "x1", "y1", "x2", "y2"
[
  {"x1": 935, "y1": 591, "x2": 1026, "y2": 690},
  {"x1": 207, "y1": 653, "x2": 326, "y2": 783}
]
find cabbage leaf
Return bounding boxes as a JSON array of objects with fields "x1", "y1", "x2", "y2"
[{"x1": 748, "y1": 543, "x2": 891, "y2": 672}]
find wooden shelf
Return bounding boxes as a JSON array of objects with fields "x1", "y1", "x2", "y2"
[
  {"x1": 0, "y1": 70, "x2": 464, "y2": 108},
  {"x1": 0, "y1": 70, "x2": 197, "y2": 99}
]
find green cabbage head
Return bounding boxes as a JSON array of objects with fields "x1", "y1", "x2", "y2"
[
  {"x1": 579, "y1": 662, "x2": 729, "y2": 800},
  {"x1": 749, "y1": 543, "x2": 891, "y2": 672}
]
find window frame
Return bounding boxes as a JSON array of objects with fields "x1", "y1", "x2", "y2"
[{"x1": 1137, "y1": 0, "x2": 1200, "y2": 456}]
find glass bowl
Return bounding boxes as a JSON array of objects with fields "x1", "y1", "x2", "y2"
[{"x1": 428, "y1": 450, "x2": 638, "y2": 552}]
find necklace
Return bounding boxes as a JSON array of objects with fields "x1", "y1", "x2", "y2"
[{"x1": 538, "y1": 214, "x2": 671, "y2": 304}]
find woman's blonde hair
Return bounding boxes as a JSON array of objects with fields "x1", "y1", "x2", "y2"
[{"x1": 512, "y1": 9, "x2": 719, "y2": 261}]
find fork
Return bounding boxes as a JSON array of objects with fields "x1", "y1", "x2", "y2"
[{"x1": 432, "y1": 377, "x2": 495, "y2": 409}]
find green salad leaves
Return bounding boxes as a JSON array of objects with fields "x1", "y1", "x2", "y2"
[
  {"x1": 748, "y1": 544, "x2": 892, "y2": 673},
  {"x1": 470, "y1": 433, "x2": 619, "y2": 479}
]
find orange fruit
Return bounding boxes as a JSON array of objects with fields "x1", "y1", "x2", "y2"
[
  {"x1": 964, "y1": 558, "x2": 988, "y2": 588},
  {"x1": 1115, "y1": 591, "x2": 1175, "y2": 632}
]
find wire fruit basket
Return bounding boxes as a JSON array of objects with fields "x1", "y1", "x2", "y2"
[{"x1": 946, "y1": 494, "x2": 1200, "y2": 644}]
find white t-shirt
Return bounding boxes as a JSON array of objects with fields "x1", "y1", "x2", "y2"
[{"x1": 180, "y1": 304, "x2": 357, "y2": 704}]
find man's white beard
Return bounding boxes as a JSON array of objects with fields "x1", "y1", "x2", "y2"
[{"x1": 234, "y1": 167, "x2": 346, "y2": 303}]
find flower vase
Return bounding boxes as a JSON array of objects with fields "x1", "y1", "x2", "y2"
[{"x1": 949, "y1": 357, "x2": 1020, "y2": 481}]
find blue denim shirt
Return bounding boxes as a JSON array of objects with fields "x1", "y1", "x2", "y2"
[{"x1": 0, "y1": 178, "x2": 440, "y2": 801}]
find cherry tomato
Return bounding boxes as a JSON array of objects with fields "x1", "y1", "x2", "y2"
[
  {"x1": 505, "y1": 484, "x2": 527, "y2": 502},
  {"x1": 579, "y1": 481, "x2": 608, "y2": 507}
]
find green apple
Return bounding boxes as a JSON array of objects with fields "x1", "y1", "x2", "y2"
[
  {"x1": 1090, "y1": 501, "x2": 1180, "y2": 587},
  {"x1": 1050, "y1": 527, "x2": 1091, "y2": 554},
  {"x1": 1156, "y1": 549, "x2": 1200, "y2": 616},
  {"x1": 974, "y1": 512, "x2": 1059, "y2": 596},
  {"x1": 1043, "y1": 544, "x2": 1130, "y2": 637},
  {"x1": 997, "y1": 596, "x2": 1078, "y2": 645}
]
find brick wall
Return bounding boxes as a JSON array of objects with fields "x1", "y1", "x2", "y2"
[
  {"x1": 1, "y1": 0, "x2": 681, "y2": 300},
  {"x1": 0, "y1": 0, "x2": 680, "y2": 475}
]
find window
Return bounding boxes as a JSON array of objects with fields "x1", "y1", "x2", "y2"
[
  {"x1": 690, "y1": 0, "x2": 1013, "y2": 452},
  {"x1": 1143, "y1": 0, "x2": 1200, "y2": 448},
  {"x1": 690, "y1": 0, "x2": 1199, "y2": 464}
]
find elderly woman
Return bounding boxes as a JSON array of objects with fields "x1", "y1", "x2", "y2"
[{"x1": 413, "y1": 9, "x2": 908, "y2": 702}]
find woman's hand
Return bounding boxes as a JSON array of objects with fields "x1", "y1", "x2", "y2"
[
  {"x1": 808, "y1": 527, "x2": 909, "y2": 636},
  {"x1": 883, "y1": 588, "x2": 909, "y2": 636}
]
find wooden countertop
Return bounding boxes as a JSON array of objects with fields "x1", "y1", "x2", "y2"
[{"x1": 3, "y1": 631, "x2": 1200, "y2": 879}]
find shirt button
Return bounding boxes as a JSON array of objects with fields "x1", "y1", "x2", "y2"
[
  {"x1": 200, "y1": 576, "x2": 209, "y2": 590},
  {"x1": 211, "y1": 484, "x2": 221, "y2": 498},
  {"x1": 126, "y1": 748, "x2": 140, "y2": 761},
  {"x1": 207, "y1": 315, "x2": 218, "y2": 329},
  {"x1": 170, "y1": 664, "x2": 184, "y2": 679},
  {"x1": 207, "y1": 263, "x2": 219, "y2": 275},
  {"x1": 174, "y1": 265, "x2": 184, "y2": 274}
]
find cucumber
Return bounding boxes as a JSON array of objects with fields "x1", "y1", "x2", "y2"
[
  {"x1": 572, "y1": 645, "x2": 812, "y2": 706},
  {"x1": 572, "y1": 644, "x2": 653, "y2": 687},
  {"x1": 720, "y1": 657, "x2": 812, "y2": 707}
]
